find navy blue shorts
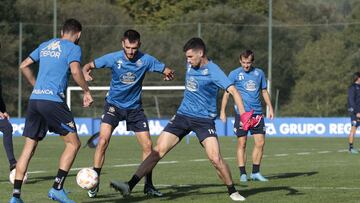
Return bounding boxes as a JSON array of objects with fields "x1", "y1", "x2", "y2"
[
  {"x1": 163, "y1": 114, "x2": 217, "y2": 142},
  {"x1": 101, "y1": 101, "x2": 149, "y2": 132},
  {"x1": 350, "y1": 113, "x2": 360, "y2": 127},
  {"x1": 234, "y1": 114, "x2": 266, "y2": 137},
  {"x1": 23, "y1": 100, "x2": 77, "y2": 141}
]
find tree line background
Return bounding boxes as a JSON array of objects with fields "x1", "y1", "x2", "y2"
[{"x1": 0, "y1": 0, "x2": 359, "y2": 118}]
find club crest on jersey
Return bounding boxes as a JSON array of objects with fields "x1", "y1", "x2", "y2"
[
  {"x1": 202, "y1": 68, "x2": 209, "y2": 75},
  {"x1": 40, "y1": 40, "x2": 62, "y2": 59},
  {"x1": 238, "y1": 73, "x2": 244, "y2": 80},
  {"x1": 186, "y1": 77, "x2": 199, "y2": 92},
  {"x1": 136, "y1": 59, "x2": 143, "y2": 67},
  {"x1": 119, "y1": 72, "x2": 136, "y2": 84},
  {"x1": 244, "y1": 80, "x2": 256, "y2": 91},
  {"x1": 116, "y1": 60, "x2": 123, "y2": 69}
]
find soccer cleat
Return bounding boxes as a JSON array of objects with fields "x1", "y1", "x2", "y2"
[
  {"x1": 48, "y1": 188, "x2": 75, "y2": 203},
  {"x1": 250, "y1": 173, "x2": 269, "y2": 182},
  {"x1": 9, "y1": 163, "x2": 16, "y2": 172},
  {"x1": 349, "y1": 148, "x2": 359, "y2": 154},
  {"x1": 87, "y1": 183, "x2": 99, "y2": 198},
  {"x1": 9, "y1": 197, "x2": 24, "y2": 203},
  {"x1": 144, "y1": 185, "x2": 163, "y2": 197},
  {"x1": 229, "y1": 191, "x2": 246, "y2": 201},
  {"x1": 110, "y1": 181, "x2": 130, "y2": 197},
  {"x1": 240, "y1": 174, "x2": 248, "y2": 182}
]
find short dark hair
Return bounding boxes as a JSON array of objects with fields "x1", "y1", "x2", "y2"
[
  {"x1": 62, "y1": 18, "x2": 82, "y2": 34},
  {"x1": 123, "y1": 29, "x2": 141, "y2": 43},
  {"x1": 183, "y1": 37, "x2": 206, "y2": 54},
  {"x1": 240, "y1": 50, "x2": 255, "y2": 61},
  {"x1": 353, "y1": 72, "x2": 360, "y2": 83}
]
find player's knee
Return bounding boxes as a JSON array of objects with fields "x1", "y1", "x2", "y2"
[
  {"x1": 255, "y1": 140, "x2": 265, "y2": 148},
  {"x1": 97, "y1": 137, "x2": 109, "y2": 149},
  {"x1": 153, "y1": 146, "x2": 166, "y2": 158},
  {"x1": 208, "y1": 154, "x2": 222, "y2": 167}
]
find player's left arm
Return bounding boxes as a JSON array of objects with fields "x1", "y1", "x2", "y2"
[
  {"x1": 82, "y1": 61, "x2": 95, "y2": 81},
  {"x1": 20, "y1": 57, "x2": 36, "y2": 86},
  {"x1": 262, "y1": 89, "x2": 274, "y2": 119},
  {"x1": 70, "y1": 61, "x2": 93, "y2": 107},
  {"x1": 227, "y1": 85, "x2": 245, "y2": 115}
]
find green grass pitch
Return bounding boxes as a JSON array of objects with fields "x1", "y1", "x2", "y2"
[{"x1": 1, "y1": 136, "x2": 360, "y2": 202}]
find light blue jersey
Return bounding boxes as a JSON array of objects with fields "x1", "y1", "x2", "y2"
[
  {"x1": 94, "y1": 50, "x2": 165, "y2": 109},
  {"x1": 177, "y1": 61, "x2": 232, "y2": 119},
  {"x1": 29, "y1": 38, "x2": 81, "y2": 102},
  {"x1": 228, "y1": 67, "x2": 267, "y2": 114}
]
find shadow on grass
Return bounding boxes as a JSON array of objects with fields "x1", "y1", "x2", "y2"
[
  {"x1": 81, "y1": 182, "x2": 304, "y2": 203},
  {"x1": 266, "y1": 171, "x2": 318, "y2": 180}
]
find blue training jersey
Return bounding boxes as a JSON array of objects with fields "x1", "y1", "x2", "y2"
[
  {"x1": 94, "y1": 50, "x2": 165, "y2": 109},
  {"x1": 29, "y1": 38, "x2": 82, "y2": 102},
  {"x1": 177, "y1": 61, "x2": 232, "y2": 119},
  {"x1": 228, "y1": 67, "x2": 267, "y2": 114}
]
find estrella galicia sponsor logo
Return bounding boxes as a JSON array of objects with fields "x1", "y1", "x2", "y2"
[
  {"x1": 40, "y1": 40, "x2": 62, "y2": 59},
  {"x1": 244, "y1": 80, "x2": 256, "y2": 91},
  {"x1": 186, "y1": 77, "x2": 198, "y2": 92},
  {"x1": 119, "y1": 72, "x2": 136, "y2": 84},
  {"x1": 32, "y1": 89, "x2": 54, "y2": 95}
]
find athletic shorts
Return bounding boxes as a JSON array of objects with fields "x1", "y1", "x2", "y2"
[
  {"x1": 101, "y1": 101, "x2": 149, "y2": 132},
  {"x1": 350, "y1": 113, "x2": 360, "y2": 127},
  {"x1": 163, "y1": 113, "x2": 217, "y2": 142},
  {"x1": 23, "y1": 100, "x2": 77, "y2": 141},
  {"x1": 234, "y1": 114, "x2": 266, "y2": 137}
]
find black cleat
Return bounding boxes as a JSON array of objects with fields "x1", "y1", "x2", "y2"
[
  {"x1": 110, "y1": 181, "x2": 130, "y2": 197},
  {"x1": 144, "y1": 185, "x2": 163, "y2": 197}
]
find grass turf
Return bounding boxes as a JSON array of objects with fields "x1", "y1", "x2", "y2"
[{"x1": 1, "y1": 136, "x2": 360, "y2": 203}]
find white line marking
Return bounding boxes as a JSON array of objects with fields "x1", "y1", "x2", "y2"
[
  {"x1": 317, "y1": 151, "x2": 330, "y2": 154},
  {"x1": 338, "y1": 149, "x2": 348, "y2": 153},
  {"x1": 27, "y1": 170, "x2": 47, "y2": 174},
  {"x1": 274, "y1": 154, "x2": 288, "y2": 157},
  {"x1": 296, "y1": 152, "x2": 311, "y2": 155},
  {"x1": 293, "y1": 186, "x2": 360, "y2": 190},
  {"x1": 190, "y1": 159, "x2": 208, "y2": 162}
]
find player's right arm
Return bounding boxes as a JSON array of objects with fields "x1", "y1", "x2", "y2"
[
  {"x1": 220, "y1": 91, "x2": 230, "y2": 123},
  {"x1": 70, "y1": 61, "x2": 93, "y2": 107},
  {"x1": 82, "y1": 61, "x2": 95, "y2": 81},
  {"x1": 19, "y1": 57, "x2": 36, "y2": 86}
]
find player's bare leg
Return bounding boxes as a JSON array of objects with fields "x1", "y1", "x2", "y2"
[
  {"x1": 348, "y1": 126, "x2": 358, "y2": 153},
  {"x1": 135, "y1": 131, "x2": 163, "y2": 197},
  {"x1": 250, "y1": 133, "x2": 268, "y2": 181},
  {"x1": 48, "y1": 132, "x2": 80, "y2": 203},
  {"x1": 237, "y1": 136, "x2": 247, "y2": 182},
  {"x1": 11, "y1": 137, "x2": 38, "y2": 202},
  {"x1": 88, "y1": 123, "x2": 113, "y2": 197},
  {"x1": 202, "y1": 136, "x2": 245, "y2": 201},
  {"x1": 110, "y1": 131, "x2": 179, "y2": 196}
]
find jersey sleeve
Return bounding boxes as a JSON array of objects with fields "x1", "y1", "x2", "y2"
[
  {"x1": 260, "y1": 69, "x2": 267, "y2": 89},
  {"x1": 94, "y1": 53, "x2": 115, "y2": 69},
  {"x1": 67, "y1": 45, "x2": 82, "y2": 65},
  {"x1": 146, "y1": 55, "x2": 165, "y2": 73},
  {"x1": 228, "y1": 70, "x2": 237, "y2": 83},
  {"x1": 29, "y1": 47, "x2": 40, "y2": 62},
  {"x1": 210, "y1": 65, "x2": 233, "y2": 90}
]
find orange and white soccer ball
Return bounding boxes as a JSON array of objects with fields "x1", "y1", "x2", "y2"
[
  {"x1": 9, "y1": 169, "x2": 28, "y2": 184},
  {"x1": 76, "y1": 168, "x2": 98, "y2": 190}
]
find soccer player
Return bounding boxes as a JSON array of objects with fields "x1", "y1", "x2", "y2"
[
  {"x1": 82, "y1": 29, "x2": 175, "y2": 198},
  {"x1": 0, "y1": 78, "x2": 17, "y2": 172},
  {"x1": 347, "y1": 72, "x2": 360, "y2": 154},
  {"x1": 9, "y1": 19, "x2": 93, "y2": 203},
  {"x1": 109, "y1": 38, "x2": 258, "y2": 201},
  {"x1": 220, "y1": 50, "x2": 274, "y2": 182}
]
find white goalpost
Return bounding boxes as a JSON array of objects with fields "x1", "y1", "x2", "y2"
[{"x1": 66, "y1": 85, "x2": 185, "y2": 110}]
